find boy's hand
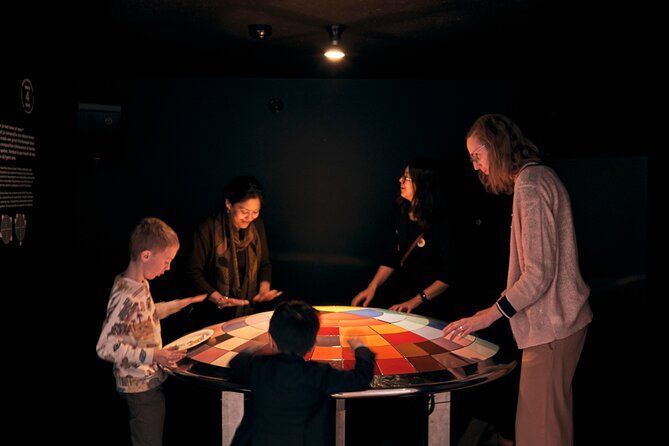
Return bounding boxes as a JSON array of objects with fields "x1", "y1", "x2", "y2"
[
  {"x1": 182, "y1": 293, "x2": 207, "y2": 307},
  {"x1": 154, "y1": 347, "x2": 187, "y2": 366},
  {"x1": 347, "y1": 336, "x2": 366, "y2": 350},
  {"x1": 155, "y1": 294, "x2": 207, "y2": 319}
]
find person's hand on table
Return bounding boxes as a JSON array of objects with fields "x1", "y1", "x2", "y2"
[
  {"x1": 390, "y1": 297, "x2": 420, "y2": 313},
  {"x1": 154, "y1": 347, "x2": 187, "y2": 366},
  {"x1": 443, "y1": 306, "x2": 499, "y2": 339},
  {"x1": 347, "y1": 336, "x2": 367, "y2": 350},
  {"x1": 351, "y1": 288, "x2": 375, "y2": 307}
]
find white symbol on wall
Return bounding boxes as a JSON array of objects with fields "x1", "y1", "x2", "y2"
[
  {"x1": 14, "y1": 213, "x2": 26, "y2": 246},
  {"x1": 22, "y1": 79, "x2": 34, "y2": 114},
  {"x1": 0, "y1": 215, "x2": 12, "y2": 244},
  {"x1": 0, "y1": 214, "x2": 27, "y2": 245}
]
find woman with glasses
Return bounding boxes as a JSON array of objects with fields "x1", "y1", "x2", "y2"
[
  {"x1": 185, "y1": 175, "x2": 282, "y2": 328},
  {"x1": 351, "y1": 157, "x2": 456, "y2": 314},
  {"x1": 445, "y1": 114, "x2": 592, "y2": 446}
]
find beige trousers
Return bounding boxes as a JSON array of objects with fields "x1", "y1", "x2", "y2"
[{"x1": 516, "y1": 326, "x2": 588, "y2": 446}]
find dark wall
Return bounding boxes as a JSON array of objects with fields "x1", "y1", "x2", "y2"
[
  {"x1": 4, "y1": 76, "x2": 647, "y2": 444},
  {"x1": 76, "y1": 79, "x2": 517, "y2": 304}
]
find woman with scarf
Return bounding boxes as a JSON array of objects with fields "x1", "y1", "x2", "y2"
[{"x1": 186, "y1": 175, "x2": 282, "y2": 328}]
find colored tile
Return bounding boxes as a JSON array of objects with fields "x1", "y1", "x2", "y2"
[
  {"x1": 315, "y1": 306, "x2": 356, "y2": 313},
  {"x1": 451, "y1": 340, "x2": 498, "y2": 361},
  {"x1": 245, "y1": 312, "x2": 271, "y2": 326},
  {"x1": 415, "y1": 341, "x2": 449, "y2": 355},
  {"x1": 209, "y1": 333, "x2": 232, "y2": 345},
  {"x1": 338, "y1": 318, "x2": 386, "y2": 326},
  {"x1": 215, "y1": 336, "x2": 248, "y2": 350},
  {"x1": 404, "y1": 314, "x2": 428, "y2": 325},
  {"x1": 226, "y1": 325, "x2": 266, "y2": 339},
  {"x1": 432, "y1": 335, "x2": 475, "y2": 350},
  {"x1": 393, "y1": 343, "x2": 429, "y2": 358},
  {"x1": 221, "y1": 319, "x2": 248, "y2": 332},
  {"x1": 318, "y1": 326, "x2": 339, "y2": 336},
  {"x1": 374, "y1": 312, "x2": 406, "y2": 323},
  {"x1": 432, "y1": 352, "x2": 475, "y2": 368},
  {"x1": 233, "y1": 339, "x2": 266, "y2": 353},
  {"x1": 407, "y1": 355, "x2": 446, "y2": 372},
  {"x1": 427, "y1": 319, "x2": 447, "y2": 330},
  {"x1": 191, "y1": 347, "x2": 227, "y2": 363},
  {"x1": 377, "y1": 358, "x2": 417, "y2": 375},
  {"x1": 395, "y1": 319, "x2": 428, "y2": 331},
  {"x1": 188, "y1": 343, "x2": 210, "y2": 356},
  {"x1": 253, "y1": 332, "x2": 270, "y2": 344},
  {"x1": 320, "y1": 319, "x2": 340, "y2": 327},
  {"x1": 316, "y1": 335, "x2": 341, "y2": 347},
  {"x1": 371, "y1": 323, "x2": 408, "y2": 334},
  {"x1": 347, "y1": 308, "x2": 384, "y2": 318},
  {"x1": 413, "y1": 325, "x2": 446, "y2": 340},
  {"x1": 369, "y1": 345, "x2": 403, "y2": 359},
  {"x1": 339, "y1": 325, "x2": 377, "y2": 336},
  {"x1": 311, "y1": 346, "x2": 343, "y2": 360},
  {"x1": 381, "y1": 331, "x2": 427, "y2": 344},
  {"x1": 341, "y1": 347, "x2": 356, "y2": 360},
  {"x1": 211, "y1": 351, "x2": 239, "y2": 367},
  {"x1": 321, "y1": 312, "x2": 365, "y2": 320},
  {"x1": 341, "y1": 334, "x2": 389, "y2": 347}
]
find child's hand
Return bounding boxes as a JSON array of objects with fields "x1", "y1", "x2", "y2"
[
  {"x1": 347, "y1": 336, "x2": 366, "y2": 350},
  {"x1": 183, "y1": 293, "x2": 208, "y2": 306},
  {"x1": 154, "y1": 347, "x2": 187, "y2": 366}
]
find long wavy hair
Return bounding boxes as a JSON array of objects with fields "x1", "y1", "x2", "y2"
[
  {"x1": 397, "y1": 156, "x2": 442, "y2": 229},
  {"x1": 466, "y1": 114, "x2": 542, "y2": 195}
]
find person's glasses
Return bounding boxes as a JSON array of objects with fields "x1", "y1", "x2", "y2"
[
  {"x1": 400, "y1": 175, "x2": 412, "y2": 183},
  {"x1": 469, "y1": 144, "x2": 486, "y2": 164}
]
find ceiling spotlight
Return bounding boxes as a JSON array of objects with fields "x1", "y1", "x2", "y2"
[
  {"x1": 324, "y1": 25, "x2": 345, "y2": 61},
  {"x1": 248, "y1": 24, "x2": 272, "y2": 39}
]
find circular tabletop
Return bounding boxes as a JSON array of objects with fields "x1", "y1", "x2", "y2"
[{"x1": 164, "y1": 306, "x2": 515, "y2": 398}]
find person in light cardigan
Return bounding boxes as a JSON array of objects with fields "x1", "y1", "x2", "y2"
[{"x1": 445, "y1": 114, "x2": 592, "y2": 446}]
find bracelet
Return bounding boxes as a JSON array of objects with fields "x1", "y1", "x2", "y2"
[{"x1": 419, "y1": 290, "x2": 428, "y2": 304}]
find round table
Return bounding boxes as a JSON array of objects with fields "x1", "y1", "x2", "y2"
[{"x1": 164, "y1": 306, "x2": 516, "y2": 445}]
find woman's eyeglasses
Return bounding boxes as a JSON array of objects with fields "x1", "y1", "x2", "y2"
[
  {"x1": 399, "y1": 175, "x2": 412, "y2": 183},
  {"x1": 469, "y1": 145, "x2": 486, "y2": 164}
]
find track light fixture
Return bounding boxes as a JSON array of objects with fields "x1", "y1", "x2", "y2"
[
  {"x1": 324, "y1": 25, "x2": 345, "y2": 61},
  {"x1": 248, "y1": 24, "x2": 272, "y2": 39}
]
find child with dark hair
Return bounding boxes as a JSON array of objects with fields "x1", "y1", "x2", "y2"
[{"x1": 229, "y1": 300, "x2": 376, "y2": 446}]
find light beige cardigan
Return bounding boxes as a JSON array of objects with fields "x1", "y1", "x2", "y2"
[{"x1": 503, "y1": 164, "x2": 593, "y2": 349}]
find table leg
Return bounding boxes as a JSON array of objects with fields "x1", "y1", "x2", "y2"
[
  {"x1": 428, "y1": 391, "x2": 451, "y2": 446},
  {"x1": 335, "y1": 399, "x2": 346, "y2": 446},
  {"x1": 221, "y1": 391, "x2": 244, "y2": 446}
]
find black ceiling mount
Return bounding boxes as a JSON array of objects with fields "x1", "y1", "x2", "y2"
[{"x1": 248, "y1": 24, "x2": 272, "y2": 39}]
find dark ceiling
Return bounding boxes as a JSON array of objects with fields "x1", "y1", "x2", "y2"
[
  {"x1": 8, "y1": 0, "x2": 631, "y2": 79},
  {"x1": 4, "y1": 1, "x2": 645, "y2": 157}
]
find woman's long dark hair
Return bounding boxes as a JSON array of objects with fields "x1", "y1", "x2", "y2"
[{"x1": 397, "y1": 157, "x2": 443, "y2": 229}]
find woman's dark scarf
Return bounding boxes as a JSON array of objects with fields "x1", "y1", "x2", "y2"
[{"x1": 213, "y1": 210, "x2": 261, "y2": 317}]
